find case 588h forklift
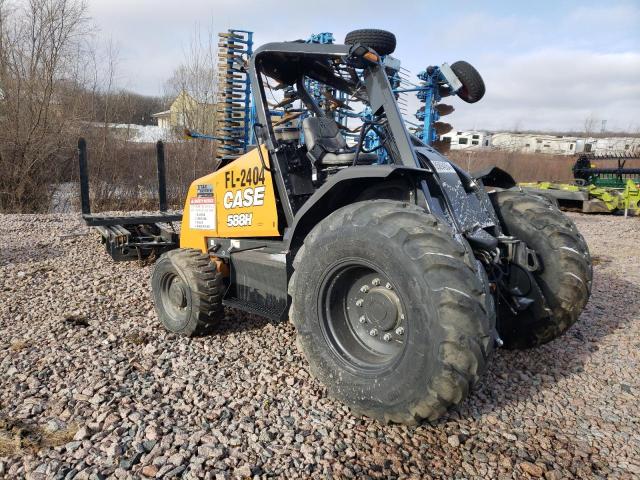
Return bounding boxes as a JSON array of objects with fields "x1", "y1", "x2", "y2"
[{"x1": 80, "y1": 30, "x2": 592, "y2": 424}]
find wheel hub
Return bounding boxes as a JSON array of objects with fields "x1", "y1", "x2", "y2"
[
  {"x1": 364, "y1": 287, "x2": 401, "y2": 332},
  {"x1": 168, "y1": 278, "x2": 187, "y2": 308}
]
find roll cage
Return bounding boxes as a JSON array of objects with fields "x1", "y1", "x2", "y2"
[{"x1": 247, "y1": 41, "x2": 446, "y2": 227}]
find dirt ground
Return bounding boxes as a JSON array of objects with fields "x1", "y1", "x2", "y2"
[{"x1": 0, "y1": 212, "x2": 639, "y2": 479}]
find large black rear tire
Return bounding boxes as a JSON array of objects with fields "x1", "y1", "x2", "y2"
[
  {"x1": 288, "y1": 200, "x2": 494, "y2": 424},
  {"x1": 491, "y1": 191, "x2": 592, "y2": 349},
  {"x1": 345, "y1": 29, "x2": 396, "y2": 56},
  {"x1": 152, "y1": 248, "x2": 224, "y2": 337}
]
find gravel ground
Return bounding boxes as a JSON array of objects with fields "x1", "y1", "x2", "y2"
[{"x1": 0, "y1": 212, "x2": 639, "y2": 479}]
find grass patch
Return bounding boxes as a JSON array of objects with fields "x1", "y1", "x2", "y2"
[
  {"x1": 63, "y1": 314, "x2": 89, "y2": 328},
  {"x1": 125, "y1": 332, "x2": 148, "y2": 345},
  {"x1": 9, "y1": 339, "x2": 28, "y2": 352},
  {"x1": 0, "y1": 417, "x2": 77, "y2": 456},
  {"x1": 590, "y1": 255, "x2": 610, "y2": 266}
]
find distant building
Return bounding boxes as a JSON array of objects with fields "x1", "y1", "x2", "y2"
[
  {"x1": 440, "y1": 131, "x2": 491, "y2": 150},
  {"x1": 491, "y1": 133, "x2": 640, "y2": 155},
  {"x1": 441, "y1": 130, "x2": 640, "y2": 155},
  {"x1": 152, "y1": 91, "x2": 216, "y2": 134},
  {"x1": 586, "y1": 136, "x2": 640, "y2": 155},
  {"x1": 491, "y1": 133, "x2": 577, "y2": 155},
  {"x1": 151, "y1": 109, "x2": 171, "y2": 130}
]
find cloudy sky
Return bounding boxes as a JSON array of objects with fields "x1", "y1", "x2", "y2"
[{"x1": 86, "y1": 0, "x2": 640, "y2": 132}]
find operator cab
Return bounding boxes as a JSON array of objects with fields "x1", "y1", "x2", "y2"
[{"x1": 245, "y1": 40, "x2": 424, "y2": 218}]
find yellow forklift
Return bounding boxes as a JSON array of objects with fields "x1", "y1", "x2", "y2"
[{"x1": 79, "y1": 30, "x2": 592, "y2": 424}]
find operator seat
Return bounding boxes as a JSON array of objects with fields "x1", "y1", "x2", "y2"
[{"x1": 302, "y1": 117, "x2": 378, "y2": 167}]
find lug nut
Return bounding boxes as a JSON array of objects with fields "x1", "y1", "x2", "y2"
[
  {"x1": 385, "y1": 282, "x2": 392, "y2": 289},
  {"x1": 383, "y1": 333, "x2": 392, "y2": 342},
  {"x1": 372, "y1": 278, "x2": 381, "y2": 286},
  {"x1": 358, "y1": 315, "x2": 366, "y2": 324},
  {"x1": 369, "y1": 328, "x2": 378, "y2": 337},
  {"x1": 360, "y1": 285, "x2": 370, "y2": 293},
  {"x1": 395, "y1": 326, "x2": 404, "y2": 336},
  {"x1": 355, "y1": 299, "x2": 364, "y2": 307}
]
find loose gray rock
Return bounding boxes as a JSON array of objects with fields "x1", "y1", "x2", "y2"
[{"x1": 0, "y1": 212, "x2": 638, "y2": 478}]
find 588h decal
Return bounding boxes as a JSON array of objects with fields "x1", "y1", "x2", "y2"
[{"x1": 226, "y1": 213, "x2": 253, "y2": 227}]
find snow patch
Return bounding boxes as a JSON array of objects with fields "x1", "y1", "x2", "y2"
[{"x1": 108, "y1": 123, "x2": 171, "y2": 143}]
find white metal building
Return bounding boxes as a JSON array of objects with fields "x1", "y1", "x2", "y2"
[
  {"x1": 490, "y1": 133, "x2": 578, "y2": 155},
  {"x1": 490, "y1": 133, "x2": 640, "y2": 155},
  {"x1": 440, "y1": 131, "x2": 491, "y2": 150},
  {"x1": 587, "y1": 137, "x2": 640, "y2": 155},
  {"x1": 441, "y1": 130, "x2": 640, "y2": 155}
]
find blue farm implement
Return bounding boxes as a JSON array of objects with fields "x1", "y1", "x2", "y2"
[
  {"x1": 187, "y1": 29, "x2": 486, "y2": 165},
  {"x1": 214, "y1": 29, "x2": 254, "y2": 161}
]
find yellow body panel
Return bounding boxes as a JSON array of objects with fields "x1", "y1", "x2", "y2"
[{"x1": 180, "y1": 146, "x2": 279, "y2": 252}]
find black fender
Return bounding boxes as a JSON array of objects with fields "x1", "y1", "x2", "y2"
[
  {"x1": 284, "y1": 165, "x2": 429, "y2": 251},
  {"x1": 472, "y1": 166, "x2": 516, "y2": 189}
]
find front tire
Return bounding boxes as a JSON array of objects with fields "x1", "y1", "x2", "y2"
[
  {"x1": 491, "y1": 191, "x2": 592, "y2": 349},
  {"x1": 151, "y1": 248, "x2": 224, "y2": 336},
  {"x1": 288, "y1": 201, "x2": 494, "y2": 424}
]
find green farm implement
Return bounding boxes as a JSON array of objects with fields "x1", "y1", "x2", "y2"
[{"x1": 521, "y1": 154, "x2": 640, "y2": 215}]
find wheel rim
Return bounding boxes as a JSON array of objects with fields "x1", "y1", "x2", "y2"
[
  {"x1": 318, "y1": 260, "x2": 407, "y2": 372},
  {"x1": 159, "y1": 271, "x2": 190, "y2": 330}
]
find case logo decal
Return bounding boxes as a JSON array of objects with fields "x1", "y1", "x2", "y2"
[{"x1": 223, "y1": 186, "x2": 266, "y2": 209}]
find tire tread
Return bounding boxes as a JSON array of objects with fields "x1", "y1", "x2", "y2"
[{"x1": 492, "y1": 190, "x2": 592, "y2": 348}]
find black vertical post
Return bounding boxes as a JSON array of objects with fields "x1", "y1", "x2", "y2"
[
  {"x1": 156, "y1": 140, "x2": 167, "y2": 212},
  {"x1": 78, "y1": 138, "x2": 91, "y2": 215}
]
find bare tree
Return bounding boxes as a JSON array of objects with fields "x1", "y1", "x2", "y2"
[
  {"x1": 583, "y1": 114, "x2": 597, "y2": 138},
  {"x1": 164, "y1": 23, "x2": 218, "y2": 135},
  {"x1": 160, "y1": 23, "x2": 219, "y2": 189},
  {"x1": 0, "y1": 0, "x2": 92, "y2": 212},
  {"x1": 0, "y1": 1, "x2": 219, "y2": 213}
]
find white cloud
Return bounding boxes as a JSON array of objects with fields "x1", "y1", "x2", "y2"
[
  {"x1": 446, "y1": 49, "x2": 640, "y2": 132},
  {"x1": 568, "y1": 4, "x2": 640, "y2": 30},
  {"x1": 81, "y1": 0, "x2": 640, "y2": 132}
]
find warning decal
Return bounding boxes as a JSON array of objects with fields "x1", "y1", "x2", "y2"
[
  {"x1": 189, "y1": 197, "x2": 216, "y2": 230},
  {"x1": 196, "y1": 183, "x2": 214, "y2": 198},
  {"x1": 430, "y1": 159, "x2": 456, "y2": 174}
]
